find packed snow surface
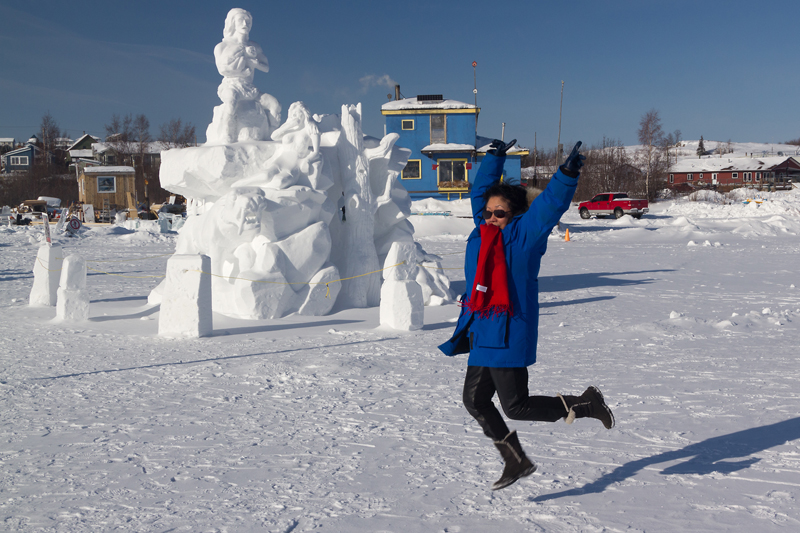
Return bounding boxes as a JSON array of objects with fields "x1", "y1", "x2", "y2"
[{"x1": 2, "y1": 188, "x2": 800, "y2": 531}]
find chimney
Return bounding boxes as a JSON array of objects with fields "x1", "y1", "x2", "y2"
[{"x1": 395, "y1": 84, "x2": 401, "y2": 101}]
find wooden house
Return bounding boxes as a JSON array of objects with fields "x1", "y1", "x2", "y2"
[{"x1": 78, "y1": 166, "x2": 136, "y2": 213}]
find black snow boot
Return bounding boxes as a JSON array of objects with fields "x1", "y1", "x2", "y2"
[
  {"x1": 559, "y1": 386, "x2": 615, "y2": 429},
  {"x1": 491, "y1": 430, "x2": 537, "y2": 490}
]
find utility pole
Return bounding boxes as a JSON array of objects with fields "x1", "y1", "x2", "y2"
[
  {"x1": 473, "y1": 61, "x2": 478, "y2": 158},
  {"x1": 557, "y1": 80, "x2": 564, "y2": 165},
  {"x1": 534, "y1": 132, "x2": 538, "y2": 186}
]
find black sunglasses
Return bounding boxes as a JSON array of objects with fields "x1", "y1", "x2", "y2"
[{"x1": 483, "y1": 209, "x2": 510, "y2": 220}]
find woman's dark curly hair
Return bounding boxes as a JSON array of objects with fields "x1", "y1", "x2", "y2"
[{"x1": 483, "y1": 183, "x2": 529, "y2": 217}]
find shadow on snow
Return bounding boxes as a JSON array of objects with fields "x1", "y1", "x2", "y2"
[
  {"x1": 532, "y1": 417, "x2": 800, "y2": 502},
  {"x1": 539, "y1": 269, "x2": 673, "y2": 293},
  {"x1": 33, "y1": 337, "x2": 398, "y2": 381}
]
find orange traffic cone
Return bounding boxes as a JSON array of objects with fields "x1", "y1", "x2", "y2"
[{"x1": 565, "y1": 228, "x2": 570, "y2": 242}]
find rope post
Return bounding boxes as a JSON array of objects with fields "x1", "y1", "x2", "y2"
[
  {"x1": 29, "y1": 244, "x2": 63, "y2": 307},
  {"x1": 56, "y1": 254, "x2": 89, "y2": 321},
  {"x1": 379, "y1": 243, "x2": 423, "y2": 331},
  {"x1": 158, "y1": 254, "x2": 213, "y2": 338}
]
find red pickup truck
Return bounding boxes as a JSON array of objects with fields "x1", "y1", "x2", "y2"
[{"x1": 578, "y1": 192, "x2": 649, "y2": 219}]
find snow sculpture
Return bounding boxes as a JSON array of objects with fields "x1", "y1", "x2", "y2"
[
  {"x1": 29, "y1": 244, "x2": 63, "y2": 307},
  {"x1": 158, "y1": 254, "x2": 213, "y2": 338},
  {"x1": 206, "y1": 8, "x2": 281, "y2": 144},
  {"x1": 56, "y1": 254, "x2": 89, "y2": 321},
  {"x1": 153, "y1": 8, "x2": 452, "y2": 320}
]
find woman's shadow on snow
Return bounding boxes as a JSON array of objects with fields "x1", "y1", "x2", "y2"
[{"x1": 532, "y1": 417, "x2": 800, "y2": 502}]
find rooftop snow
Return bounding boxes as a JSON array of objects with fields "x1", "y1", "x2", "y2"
[
  {"x1": 83, "y1": 166, "x2": 135, "y2": 173},
  {"x1": 421, "y1": 143, "x2": 476, "y2": 152},
  {"x1": 671, "y1": 156, "x2": 797, "y2": 173},
  {"x1": 382, "y1": 97, "x2": 476, "y2": 111}
]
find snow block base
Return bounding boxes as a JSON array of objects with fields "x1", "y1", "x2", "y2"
[
  {"x1": 380, "y1": 279, "x2": 424, "y2": 331},
  {"x1": 56, "y1": 254, "x2": 89, "y2": 321},
  {"x1": 30, "y1": 244, "x2": 63, "y2": 307},
  {"x1": 159, "y1": 254, "x2": 213, "y2": 338}
]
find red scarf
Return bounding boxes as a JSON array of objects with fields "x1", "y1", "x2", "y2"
[{"x1": 464, "y1": 223, "x2": 513, "y2": 318}]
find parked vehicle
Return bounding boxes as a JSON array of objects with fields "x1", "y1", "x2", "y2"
[
  {"x1": 37, "y1": 196, "x2": 62, "y2": 218},
  {"x1": 578, "y1": 192, "x2": 649, "y2": 219}
]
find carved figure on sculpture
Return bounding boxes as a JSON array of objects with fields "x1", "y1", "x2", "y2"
[
  {"x1": 232, "y1": 101, "x2": 327, "y2": 190},
  {"x1": 206, "y1": 8, "x2": 281, "y2": 144}
]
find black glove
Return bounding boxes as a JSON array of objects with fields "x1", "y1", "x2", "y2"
[
  {"x1": 560, "y1": 141, "x2": 585, "y2": 177},
  {"x1": 488, "y1": 138, "x2": 516, "y2": 157}
]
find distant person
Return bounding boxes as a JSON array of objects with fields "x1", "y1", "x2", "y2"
[
  {"x1": 337, "y1": 192, "x2": 346, "y2": 222},
  {"x1": 439, "y1": 140, "x2": 614, "y2": 490}
]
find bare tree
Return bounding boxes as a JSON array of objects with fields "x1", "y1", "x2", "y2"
[
  {"x1": 39, "y1": 112, "x2": 69, "y2": 171},
  {"x1": 636, "y1": 109, "x2": 668, "y2": 200},
  {"x1": 573, "y1": 138, "x2": 642, "y2": 200},
  {"x1": 104, "y1": 113, "x2": 137, "y2": 165},
  {"x1": 158, "y1": 118, "x2": 197, "y2": 148},
  {"x1": 104, "y1": 113, "x2": 157, "y2": 202}
]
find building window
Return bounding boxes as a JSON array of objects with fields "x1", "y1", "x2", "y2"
[
  {"x1": 437, "y1": 159, "x2": 467, "y2": 188},
  {"x1": 10, "y1": 156, "x2": 29, "y2": 166},
  {"x1": 699, "y1": 173, "x2": 704, "y2": 179},
  {"x1": 755, "y1": 172, "x2": 761, "y2": 182},
  {"x1": 744, "y1": 172, "x2": 752, "y2": 182},
  {"x1": 401, "y1": 119, "x2": 415, "y2": 131},
  {"x1": 97, "y1": 176, "x2": 116, "y2": 193},
  {"x1": 669, "y1": 174, "x2": 674, "y2": 183},
  {"x1": 402, "y1": 159, "x2": 421, "y2": 179},
  {"x1": 430, "y1": 114, "x2": 446, "y2": 144},
  {"x1": 732, "y1": 172, "x2": 738, "y2": 179},
  {"x1": 687, "y1": 173, "x2": 693, "y2": 181},
  {"x1": 712, "y1": 173, "x2": 718, "y2": 181}
]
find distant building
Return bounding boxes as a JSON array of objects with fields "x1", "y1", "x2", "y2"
[
  {"x1": 91, "y1": 141, "x2": 171, "y2": 167},
  {"x1": 0, "y1": 138, "x2": 16, "y2": 151},
  {"x1": 382, "y1": 93, "x2": 528, "y2": 199},
  {"x1": 669, "y1": 156, "x2": 800, "y2": 190},
  {"x1": 78, "y1": 166, "x2": 136, "y2": 212},
  {"x1": 0, "y1": 136, "x2": 55, "y2": 174},
  {"x1": 66, "y1": 134, "x2": 102, "y2": 162}
]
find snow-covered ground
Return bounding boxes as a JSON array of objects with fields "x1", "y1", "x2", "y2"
[{"x1": 3, "y1": 189, "x2": 800, "y2": 532}]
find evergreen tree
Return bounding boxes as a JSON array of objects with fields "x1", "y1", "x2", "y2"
[{"x1": 697, "y1": 136, "x2": 706, "y2": 157}]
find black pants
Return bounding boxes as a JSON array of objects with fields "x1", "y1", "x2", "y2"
[{"x1": 462, "y1": 365, "x2": 567, "y2": 441}]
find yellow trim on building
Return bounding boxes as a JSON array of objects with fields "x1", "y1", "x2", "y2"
[
  {"x1": 382, "y1": 108, "x2": 480, "y2": 116},
  {"x1": 476, "y1": 150, "x2": 530, "y2": 156},
  {"x1": 430, "y1": 114, "x2": 447, "y2": 144},
  {"x1": 401, "y1": 119, "x2": 415, "y2": 130},
  {"x1": 437, "y1": 158, "x2": 469, "y2": 187},
  {"x1": 402, "y1": 159, "x2": 422, "y2": 180}
]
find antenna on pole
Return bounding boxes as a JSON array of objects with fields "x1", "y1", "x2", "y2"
[
  {"x1": 557, "y1": 80, "x2": 564, "y2": 164},
  {"x1": 473, "y1": 61, "x2": 478, "y2": 158}
]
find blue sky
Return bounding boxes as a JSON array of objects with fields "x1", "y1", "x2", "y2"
[{"x1": 1, "y1": 0, "x2": 798, "y2": 150}]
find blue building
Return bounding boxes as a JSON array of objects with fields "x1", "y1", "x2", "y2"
[
  {"x1": 382, "y1": 94, "x2": 528, "y2": 199},
  {"x1": 2, "y1": 137, "x2": 37, "y2": 174}
]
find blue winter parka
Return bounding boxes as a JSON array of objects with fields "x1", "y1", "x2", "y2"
[{"x1": 438, "y1": 153, "x2": 578, "y2": 367}]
